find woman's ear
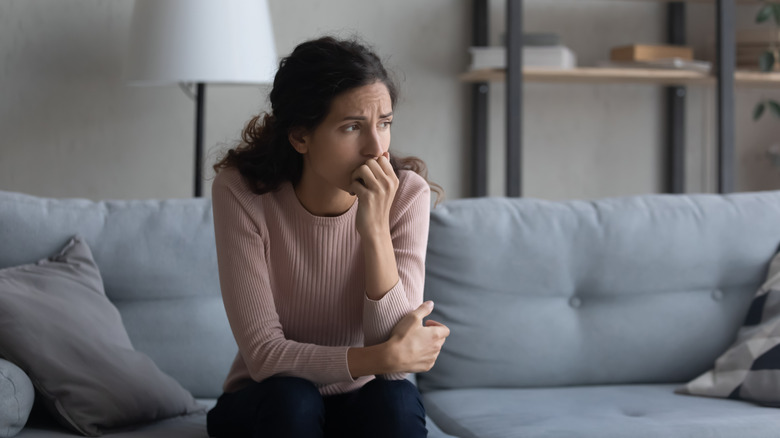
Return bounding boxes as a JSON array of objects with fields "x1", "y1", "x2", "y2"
[{"x1": 288, "y1": 128, "x2": 308, "y2": 154}]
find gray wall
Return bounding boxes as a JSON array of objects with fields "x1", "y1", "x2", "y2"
[{"x1": 0, "y1": 0, "x2": 778, "y2": 202}]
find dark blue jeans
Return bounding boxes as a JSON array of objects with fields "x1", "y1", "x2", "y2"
[{"x1": 206, "y1": 376, "x2": 427, "y2": 438}]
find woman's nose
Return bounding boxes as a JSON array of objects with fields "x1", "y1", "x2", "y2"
[{"x1": 362, "y1": 128, "x2": 384, "y2": 158}]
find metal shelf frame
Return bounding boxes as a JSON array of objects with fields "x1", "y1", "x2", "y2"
[{"x1": 468, "y1": 0, "x2": 735, "y2": 197}]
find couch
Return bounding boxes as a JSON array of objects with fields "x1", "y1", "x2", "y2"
[
  {"x1": 418, "y1": 189, "x2": 780, "y2": 438},
  {"x1": 2, "y1": 187, "x2": 780, "y2": 437},
  {"x1": 0, "y1": 189, "x2": 452, "y2": 438}
]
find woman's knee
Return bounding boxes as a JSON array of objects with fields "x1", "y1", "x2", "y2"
[
  {"x1": 258, "y1": 376, "x2": 324, "y2": 417},
  {"x1": 354, "y1": 378, "x2": 427, "y2": 437},
  {"x1": 207, "y1": 377, "x2": 324, "y2": 437},
  {"x1": 361, "y1": 378, "x2": 423, "y2": 406}
]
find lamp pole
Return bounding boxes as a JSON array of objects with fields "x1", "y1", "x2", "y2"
[{"x1": 194, "y1": 83, "x2": 205, "y2": 197}]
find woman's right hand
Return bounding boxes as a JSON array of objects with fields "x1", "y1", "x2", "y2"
[{"x1": 387, "y1": 301, "x2": 450, "y2": 373}]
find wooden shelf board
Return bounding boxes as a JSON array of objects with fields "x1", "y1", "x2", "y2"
[{"x1": 460, "y1": 68, "x2": 780, "y2": 88}]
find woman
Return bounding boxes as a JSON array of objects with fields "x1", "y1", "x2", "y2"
[{"x1": 206, "y1": 36, "x2": 450, "y2": 438}]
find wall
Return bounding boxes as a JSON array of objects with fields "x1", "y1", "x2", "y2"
[
  {"x1": 0, "y1": 0, "x2": 470, "y2": 200},
  {"x1": 0, "y1": 0, "x2": 778, "y2": 202}
]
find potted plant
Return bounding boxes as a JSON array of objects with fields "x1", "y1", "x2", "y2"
[{"x1": 752, "y1": 1, "x2": 780, "y2": 120}]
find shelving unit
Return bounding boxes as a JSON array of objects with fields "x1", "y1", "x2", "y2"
[
  {"x1": 467, "y1": 0, "x2": 752, "y2": 197},
  {"x1": 461, "y1": 68, "x2": 780, "y2": 87}
]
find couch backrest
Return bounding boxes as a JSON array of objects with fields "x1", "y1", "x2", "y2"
[
  {"x1": 0, "y1": 190, "x2": 236, "y2": 399},
  {"x1": 418, "y1": 190, "x2": 780, "y2": 393}
]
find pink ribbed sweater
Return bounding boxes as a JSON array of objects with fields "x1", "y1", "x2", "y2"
[{"x1": 211, "y1": 167, "x2": 430, "y2": 396}]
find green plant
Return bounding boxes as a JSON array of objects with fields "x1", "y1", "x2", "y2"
[{"x1": 753, "y1": 1, "x2": 780, "y2": 120}]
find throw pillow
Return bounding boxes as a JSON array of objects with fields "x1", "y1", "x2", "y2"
[
  {"x1": 0, "y1": 358, "x2": 34, "y2": 438},
  {"x1": 0, "y1": 236, "x2": 203, "y2": 436},
  {"x1": 677, "y1": 250, "x2": 780, "y2": 406}
]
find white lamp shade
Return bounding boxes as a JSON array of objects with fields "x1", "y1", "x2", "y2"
[{"x1": 125, "y1": 0, "x2": 277, "y2": 85}]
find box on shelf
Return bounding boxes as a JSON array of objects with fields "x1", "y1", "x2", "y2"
[
  {"x1": 610, "y1": 44, "x2": 694, "y2": 62},
  {"x1": 468, "y1": 46, "x2": 577, "y2": 70}
]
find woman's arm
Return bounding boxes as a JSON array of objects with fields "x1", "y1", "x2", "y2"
[
  {"x1": 350, "y1": 154, "x2": 437, "y2": 378},
  {"x1": 350, "y1": 152, "x2": 406, "y2": 301}
]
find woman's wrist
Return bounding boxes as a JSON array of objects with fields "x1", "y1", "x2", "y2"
[
  {"x1": 359, "y1": 223, "x2": 391, "y2": 243},
  {"x1": 361, "y1": 228, "x2": 399, "y2": 301},
  {"x1": 347, "y1": 340, "x2": 400, "y2": 378}
]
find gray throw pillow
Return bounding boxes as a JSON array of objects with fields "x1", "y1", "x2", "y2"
[
  {"x1": 677, "y1": 250, "x2": 780, "y2": 406},
  {"x1": 0, "y1": 359, "x2": 34, "y2": 438},
  {"x1": 0, "y1": 236, "x2": 203, "y2": 436}
]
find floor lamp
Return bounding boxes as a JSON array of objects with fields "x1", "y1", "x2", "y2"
[{"x1": 125, "y1": 0, "x2": 277, "y2": 197}]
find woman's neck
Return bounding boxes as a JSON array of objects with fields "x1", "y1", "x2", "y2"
[{"x1": 293, "y1": 174, "x2": 356, "y2": 217}]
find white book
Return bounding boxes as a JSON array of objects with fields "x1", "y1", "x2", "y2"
[{"x1": 469, "y1": 46, "x2": 577, "y2": 70}]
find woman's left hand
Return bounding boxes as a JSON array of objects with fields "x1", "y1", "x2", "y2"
[{"x1": 350, "y1": 151, "x2": 398, "y2": 238}]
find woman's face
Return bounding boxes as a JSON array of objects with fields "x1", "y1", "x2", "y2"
[{"x1": 293, "y1": 81, "x2": 393, "y2": 193}]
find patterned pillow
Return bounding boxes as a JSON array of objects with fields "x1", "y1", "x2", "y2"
[{"x1": 677, "y1": 250, "x2": 780, "y2": 406}]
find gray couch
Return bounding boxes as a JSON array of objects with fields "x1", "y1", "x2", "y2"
[
  {"x1": 0, "y1": 189, "x2": 451, "y2": 438},
  {"x1": 419, "y1": 189, "x2": 780, "y2": 437},
  {"x1": 2, "y1": 187, "x2": 780, "y2": 437}
]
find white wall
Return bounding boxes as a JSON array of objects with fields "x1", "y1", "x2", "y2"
[
  {"x1": 0, "y1": 0, "x2": 470, "y2": 200},
  {"x1": 0, "y1": 0, "x2": 778, "y2": 201}
]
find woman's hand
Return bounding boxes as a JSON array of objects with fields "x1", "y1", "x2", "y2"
[
  {"x1": 350, "y1": 151, "x2": 398, "y2": 239},
  {"x1": 387, "y1": 301, "x2": 451, "y2": 373}
]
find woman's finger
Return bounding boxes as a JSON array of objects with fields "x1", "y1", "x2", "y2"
[
  {"x1": 411, "y1": 301, "x2": 435, "y2": 320},
  {"x1": 377, "y1": 154, "x2": 394, "y2": 177},
  {"x1": 365, "y1": 158, "x2": 397, "y2": 193},
  {"x1": 425, "y1": 320, "x2": 451, "y2": 338},
  {"x1": 349, "y1": 179, "x2": 369, "y2": 198},
  {"x1": 363, "y1": 159, "x2": 387, "y2": 182},
  {"x1": 351, "y1": 164, "x2": 378, "y2": 190}
]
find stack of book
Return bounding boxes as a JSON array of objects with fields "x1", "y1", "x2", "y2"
[
  {"x1": 601, "y1": 44, "x2": 711, "y2": 74},
  {"x1": 736, "y1": 29, "x2": 780, "y2": 71},
  {"x1": 468, "y1": 33, "x2": 576, "y2": 71}
]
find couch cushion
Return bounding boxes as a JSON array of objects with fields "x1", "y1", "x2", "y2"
[
  {"x1": 419, "y1": 191, "x2": 780, "y2": 392},
  {"x1": 0, "y1": 236, "x2": 203, "y2": 436},
  {"x1": 423, "y1": 384, "x2": 780, "y2": 438},
  {"x1": 16, "y1": 411, "x2": 211, "y2": 438},
  {"x1": 0, "y1": 359, "x2": 34, "y2": 438},
  {"x1": 0, "y1": 190, "x2": 236, "y2": 398}
]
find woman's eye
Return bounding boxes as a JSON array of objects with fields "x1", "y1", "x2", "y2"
[
  {"x1": 380, "y1": 121, "x2": 393, "y2": 129},
  {"x1": 345, "y1": 124, "x2": 359, "y2": 132}
]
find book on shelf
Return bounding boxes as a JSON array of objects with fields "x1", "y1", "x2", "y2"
[
  {"x1": 610, "y1": 44, "x2": 694, "y2": 62},
  {"x1": 598, "y1": 58, "x2": 711, "y2": 74},
  {"x1": 468, "y1": 46, "x2": 577, "y2": 70}
]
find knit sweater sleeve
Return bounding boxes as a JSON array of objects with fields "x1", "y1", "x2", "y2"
[
  {"x1": 362, "y1": 171, "x2": 431, "y2": 379},
  {"x1": 212, "y1": 171, "x2": 354, "y2": 386}
]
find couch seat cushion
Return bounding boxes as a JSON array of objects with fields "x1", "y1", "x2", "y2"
[
  {"x1": 423, "y1": 384, "x2": 780, "y2": 438},
  {"x1": 15, "y1": 400, "x2": 216, "y2": 438}
]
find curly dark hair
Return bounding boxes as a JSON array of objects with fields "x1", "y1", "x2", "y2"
[{"x1": 213, "y1": 36, "x2": 442, "y2": 202}]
